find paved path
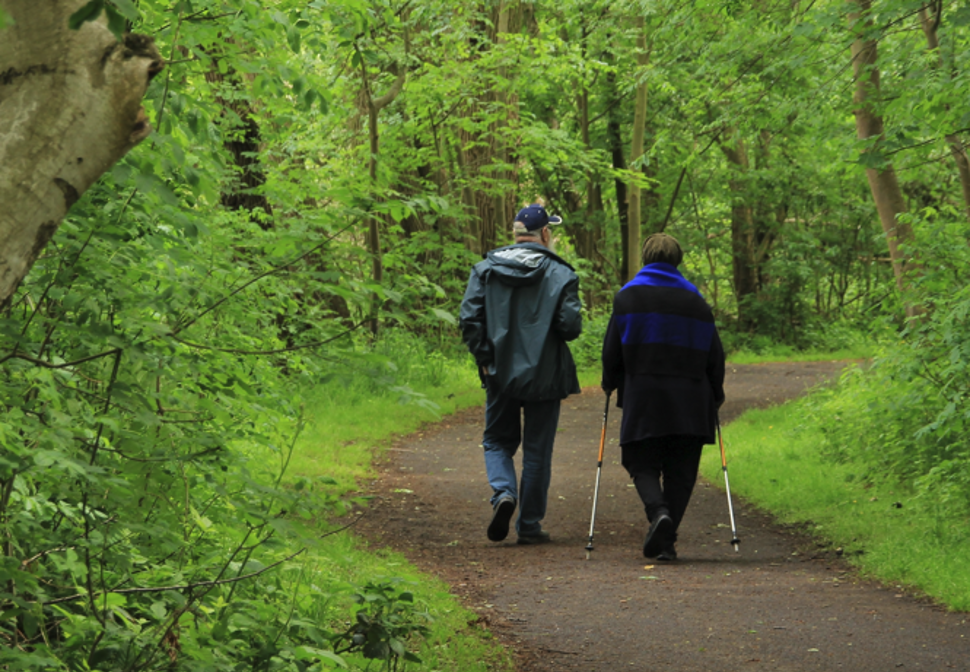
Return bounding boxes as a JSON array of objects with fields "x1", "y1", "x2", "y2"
[{"x1": 354, "y1": 362, "x2": 969, "y2": 671}]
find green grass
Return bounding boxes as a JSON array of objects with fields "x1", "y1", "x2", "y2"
[
  {"x1": 276, "y1": 360, "x2": 509, "y2": 670},
  {"x1": 290, "y1": 364, "x2": 485, "y2": 492},
  {"x1": 294, "y1": 530, "x2": 511, "y2": 672},
  {"x1": 701, "y1": 401, "x2": 970, "y2": 611},
  {"x1": 726, "y1": 345, "x2": 873, "y2": 365}
]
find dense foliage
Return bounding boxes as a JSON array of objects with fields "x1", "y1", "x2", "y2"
[
  {"x1": 4, "y1": 0, "x2": 970, "y2": 668},
  {"x1": 811, "y1": 219, "x2": 970, "y2": 520}
]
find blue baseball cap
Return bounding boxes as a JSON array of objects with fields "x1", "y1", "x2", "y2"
[{"x1": 515, "y1": 204, "x2": 563, "y2": 231}]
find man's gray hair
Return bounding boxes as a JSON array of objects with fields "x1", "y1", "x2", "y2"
[{"x1": 513, "y1": 221, "x2": 543, "y2": 239}]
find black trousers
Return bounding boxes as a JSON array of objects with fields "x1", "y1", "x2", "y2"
[{"x1": 621, "y1": 436, "x2": 704, "y2": 542}]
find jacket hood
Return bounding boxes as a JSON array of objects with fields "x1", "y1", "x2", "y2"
[{"x1": 484, "y1": 243, "x2": 573, "y2": 287}]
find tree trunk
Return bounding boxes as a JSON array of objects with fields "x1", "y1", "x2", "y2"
[
  {"x1": 358, "y1": 51, "x2": 406, "y2": 334},
  {"x1": 720, "y1": 132, "x2": 759, "y2": 329},
  {"x1": 605, "y1": 63, "x2": 628, "y2": 282},
  {"x1": 919, "y1": 5, "x2": 970, "y2": 220},
  {"x1": 849, "y1": 0, "x2": 918, "y2": 308},
  {"x1": 491, "y1": 2, "x2": 512, "y2": 243},
  {"x1": 562, "y1": 12, "x2": 606, "y2": 304},
  {"x1": 204, "y1": 54, "x2": 272, "y2": 225},
  {"x1": 626, "y1": 16, "x2": 649, "y2": 283},
  {"x1": 0, "y1": 2, "x2": 162, "y2": 307},
  {"x1": 454, "y1": 2, "x2": 523, "y2": 255}
]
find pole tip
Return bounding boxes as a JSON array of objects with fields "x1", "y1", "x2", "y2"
[{"x1": 732, "y1": 539, "x2": 740, "y2": 552}]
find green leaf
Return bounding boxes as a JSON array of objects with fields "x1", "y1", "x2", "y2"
[
  {"x1": 952, "y1": 6, "x2": 970, "y2": 27},
  {"x1": 150, "y1": 601, "x2": 167, "y2": 620},
  {"x1": 103, "y1": 592, "x2": 127, "y2": 608},
  {"x1": 105, "y1": 5, "x2": 125, "y2": 40},
  {"x1": 287, "y1": 25, "x2": 302, "y2": 53},
  {"x1": 388, "y1": 637, "x2": 406, "y2": 656},
  {"x1": 112, "y1": 0, "x2": 140, "y2": 21},
  {"x1": 431, "y1": 308, "x2": 456, "y2": 326},
  {"x1": 294, "y1": 646, "x2": 348, "y2": 668},
  {"x1": 68, "y1": 0, "x2": 104, "y2": 29}
]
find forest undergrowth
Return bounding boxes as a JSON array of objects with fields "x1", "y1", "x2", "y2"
[{"x1": 703, "y1": 304, "x2": 970, "y2": 611}]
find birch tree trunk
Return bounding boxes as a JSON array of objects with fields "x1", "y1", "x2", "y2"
[
  {"x1": 626, "y1": 16, "x2": 649, "y2": 283},
  {"x1": 0, "y1": 1, "x2": 162, "y2": 307},
  {"x1": 849, "y1": 0, "x2": 918, "y2": 307}
]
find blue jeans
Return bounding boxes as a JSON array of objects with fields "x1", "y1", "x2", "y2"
[{"x1": 483, "y1": 383, "x2": 561, "y2": 537}]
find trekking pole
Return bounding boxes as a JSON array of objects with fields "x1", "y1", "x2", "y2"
[
  {"x1": 716, "y1": 418, "x2": 741, "y2": 552},
  {"x1": 585, "y1": 392, "x2": 612, "y2": 560}
]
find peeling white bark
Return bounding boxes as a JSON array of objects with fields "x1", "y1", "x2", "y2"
[{"x1": 0, "y1": 0, "x2": 162, "y2": 306}]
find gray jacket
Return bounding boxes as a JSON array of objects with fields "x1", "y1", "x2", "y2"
[{"x1": 460, "y1": 242, "x2": 582, "y2": 401}]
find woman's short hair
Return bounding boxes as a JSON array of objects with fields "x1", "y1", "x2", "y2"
[{"x1": 641, "y1": 233, "x2": 683, "y2": 267}]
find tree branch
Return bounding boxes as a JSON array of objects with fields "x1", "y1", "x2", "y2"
[
  {"x1": 168, "y1": 320, "x2": 366, "y2": 355},
  {"x1": 0, "y1": 348, "x2": 121, "y2": 369},
  {"x1": 42, "y1": 515, "x2": 364, "y2": 607},
  {"x1": 172, "y1": 221, "x2": 356, "y2": 335}
]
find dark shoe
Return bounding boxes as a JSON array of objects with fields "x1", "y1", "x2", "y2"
[
  {"x1": 642, "y1": 513, "x2": 673, "y2": 558},
  {"x1": 487, "y1": 496, "x2": 516, "y2": 542},
  {"x1": 657, "y1": 541, "x2": 678, "y2": 561},
  {"x1": 516, "y1": 530, "x2": 551, "y2": 545}
]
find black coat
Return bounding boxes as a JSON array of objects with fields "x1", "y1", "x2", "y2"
[
  {"x1": 601, "y1": 263, "x2": 725, "y2": 445},
  {"x1": 460, "y1": 243, "x2": 582, "y2": 401}
]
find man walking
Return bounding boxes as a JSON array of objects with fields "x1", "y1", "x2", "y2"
[
  {"x1": 460, "y1": 203, "x2": 582, "y2": 545},
  {"x1": 601, "y1": 233, "x2": 725, "y2": 560}
]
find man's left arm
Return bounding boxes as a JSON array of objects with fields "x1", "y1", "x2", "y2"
[
  {"x1": 554, "y1": 275, "x2": 582, "y2": 342},
  {"x1": 459, "y1": 267, "x2": 492, "y2": 368}
]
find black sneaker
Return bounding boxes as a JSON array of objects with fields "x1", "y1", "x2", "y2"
[
  {"x1": 487, "y1": 495, "x2": 516, "y2": 542},
  {"x1": 657, "y1": 541, "x2": 678, "y2": 561},
  {"x1": 642, "y1": 513, "x2": 673, "y2": 558},
  {"x1": 516, "y1": 530, "x2": 551, "y2": 545}
]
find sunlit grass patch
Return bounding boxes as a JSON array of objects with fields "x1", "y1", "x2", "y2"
[
  {"x1": 726, "y1": 345, "x2": 872, "y2": 365},
  {"x1": 290, "y1": 365, "x2": 484, "y2": 490},
  {"x1": 702, "y1": 401, "x2": 970, "y2": 611}
]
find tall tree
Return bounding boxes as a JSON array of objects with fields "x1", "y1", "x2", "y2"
[
  {"x1": 357, "y1": 28, "x2": 407, "y2": 333},
  {"x1": 849, "y1": 0, "x2": 918, "y2": 308},
  {"x1": 204, "y1": 46, "x2": 274, "y2": 225},
  {"x1": 626, "y1": 15, "x2": 649, "y2": 282}
]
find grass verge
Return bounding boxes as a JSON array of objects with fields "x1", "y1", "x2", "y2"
[
  {"x1": 700, "y1": 399, "x2": 970, "y2": 611},
  {"x1": 273, "y1": 359, "x2": 514, "y2": 671},
  {"x1": 726, "y1": 345, "x2": 873, "y2": 365}
]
